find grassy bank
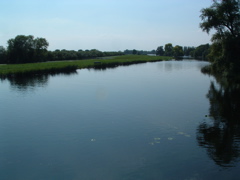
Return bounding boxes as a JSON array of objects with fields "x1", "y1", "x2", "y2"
[{"x1": 0, "y1": 55, "x2": 172, "y2": 78}]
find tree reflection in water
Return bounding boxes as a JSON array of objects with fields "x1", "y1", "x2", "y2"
[
  {"x1": 1, "y1": 70, "x2": 77, "y2": 92},
  {"x1": 197, "y1": 75, "x2": 240, "y2": 167}
]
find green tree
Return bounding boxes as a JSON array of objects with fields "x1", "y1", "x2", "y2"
[
  {"x1": 34, "y1": 38, "x2": 49, "y2": 62},
  {"x1": 164, "y1": 43, "x2": 173, "y2": 56},
  {"x1": 192, "y1": 44, "x2": 210, "y2": 60},
  {"x1": 0, "y1": 46, "x2": 7, "y2": 64},
  {"x1": 173, "y1": 45, "x2": 183, "y2": 58},
  {"x1": 7, "y1": 35, "x2": 49, "y2": 64},
  {"x1": 132, "y1": 49, "x2": 138, "y2": 55},
  {"x1": 183, "y1": 46, "x2": 195, "y2": 56},
  {"x1": 151, "y1": 49, "x2": 156, "y2": 54},
  {"x1": 156, "y1": 46, "x2": 164, "y2": 56},
  {"x1": 89, "y1": 49, "x2": 103, "y2": 58},
  {"x1": 7, "y1": 35, "x2": 34, "y2": 63},
  {"x1": 124, "y1": 49, "x2": 132, "y2": 55},
  {"x1": 200, "y1": 0, "x2": 240, "y2": 72}
]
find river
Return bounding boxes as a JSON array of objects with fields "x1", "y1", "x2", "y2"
[{"x1": 0, "y1": 60, "x2": 239, "y2": 180}]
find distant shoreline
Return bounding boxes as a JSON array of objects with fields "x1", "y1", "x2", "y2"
[{"x1": 0, "y1": 55, "x2": 172, "y2": 78}]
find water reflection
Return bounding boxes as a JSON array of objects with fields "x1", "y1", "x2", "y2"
[
  {"x1": 1, "y1": 60, "x2": 239, "y2": 179},
  {"x1": 1, "y1": 71, "x2": 77, "y2": 92},
  {"x1": 157, "y1": 60, "x2": 206, "y2": 73},
  {"x1": 197, "y1": 75, "x2": 240, "y2": 167}
]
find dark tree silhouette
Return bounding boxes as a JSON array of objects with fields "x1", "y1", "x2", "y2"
[{"x1": 200, "y1": 0, "x2": 240, "y2": 72}]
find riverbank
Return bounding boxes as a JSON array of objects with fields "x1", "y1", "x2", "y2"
[{"x1": 0, "y1": 55, "x2": 172, "y2": 78}]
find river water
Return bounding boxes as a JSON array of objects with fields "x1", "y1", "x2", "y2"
[{"x1": 0, "y1": 60, "x2": 239, "y2": 180}]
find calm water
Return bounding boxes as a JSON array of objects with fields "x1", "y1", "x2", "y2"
[{"x1": 1, "y1": 60, "x2": 240, "y2": 180}]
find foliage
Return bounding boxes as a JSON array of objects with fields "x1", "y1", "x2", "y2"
[
  {"x1": 200, "y1": 0, "x2": 240, "y2": 73},
  {"x1": 47, "y1": 49, "x2": 117, "y2": 61},
  {"x1": 0, "y1": 35, "x2": 124, "y2": 64},
  {"x1": 192, "y1": 44, "x2": 210, "y2": 60},
  {"x1": 173, "y1": 45, "x2": 184, "y2": 58},
  {"x1": 164, "y1": 43, "x2": 174, "y2": 56},
  {"x1": 40, "y1": 49, "x2": 124, "y2": 62},
  {"x1": 0, "y1": 46, "x2": 7, "y2": 64},
  {"x1": 183, "y1": 46, "x2": 195, "y2": 56},
  {"x1": 157, "y1": 44, "x2": 196, "y2": 58},
  {"x1": 7, "y1": 35, "x2": 49, "y2": 64},
  {"x1": 132, "y1": 49, "x2": 138, "y2": 55},
  {"x1": 156, "y1": 46, "x2": 164, "y2": 56},
  {"x1": 124, "y1": 49, "x2": 156, "y2": 55},
  {"x1": 123, "y1": 49, "x2": 133, "y2": 55}
]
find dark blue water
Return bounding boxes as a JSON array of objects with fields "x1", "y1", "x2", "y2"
[{"x1": 1, "y1": 60, "x2": 240, "y2": 180}]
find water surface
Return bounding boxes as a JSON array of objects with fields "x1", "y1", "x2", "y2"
[{"x1": 1, "y1": 60, "x2": 239, "y2": 180}]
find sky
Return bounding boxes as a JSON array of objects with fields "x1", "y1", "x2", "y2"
[{"x1": 0, "y1": 0, "x2": 214, "y2": 51}]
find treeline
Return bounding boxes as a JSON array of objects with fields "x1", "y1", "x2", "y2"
[
  {"x1": 123, "y1": 44, "x2": 210, "y2": 61},
  {"x1": 124, "y1": 49, "x2": 156, "y2": 55},
  {"x1": 0, "y1": 35, "x2": 213, "y2": 64},
  {"x1": 47, "y1": 49, "x2": 124, "y2": 61},
  {"x1": 156, "y1": 43, "x2": 210, "y2": 60},
  {"x1": 0, "y1": 35, "x2": 124, "y2": 64}
]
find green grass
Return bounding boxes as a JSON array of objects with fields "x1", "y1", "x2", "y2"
[{"x1": 0, "y1": 55, "x2": 172, "y2": 77}]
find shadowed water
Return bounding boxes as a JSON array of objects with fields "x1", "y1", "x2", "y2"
[{"x1": 0, "y1": 60, "x2": 239, "y2": 180}]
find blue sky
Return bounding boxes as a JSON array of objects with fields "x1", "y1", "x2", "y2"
[{"x1": 0, "y1": 0, "x2": 213, "y2": 51}]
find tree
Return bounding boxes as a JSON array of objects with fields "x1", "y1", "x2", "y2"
[
  {"x1": 132, "y1": 49, "x2": 138, "y2": 55},
  {"x1": 89, "y1": 49, "x2": 103, "y2": 58},
  {"x1": 192, "y1": 44, "x2": 210, "y2": 60},
  {"x1": 173, "y1": 45, "x2": 183, "y2": 58},
  {"x1": 124, "y1": 49, "x2": 132, "y2": 55},
  {"x1": 200, "y1": 0, "x2": 240, "y2": 72},
  {"x1": 7, "y1": 35, "x2": 49, "y2": 64},
  {"x1": 151, "y1": 49, "x2": 156, "y2": 54},
  {"x1": 164, "y1": 43, "x2": 173, "y2": 56},
  {"x1": 156, "y1": 46, "x2": 164, "y2": 56},
  {"x1": 7, "y1": 35, "x2": 34, "y2": 63},
  {"x1": 183, "y1": 46, "x2": 195, "y2": 56},
  {"x1": 0, "y1": 46, "x2": 7, "y2": 64},
  {"x1": 34, "y1": 38, "x2": 49, "y2": 62}
]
